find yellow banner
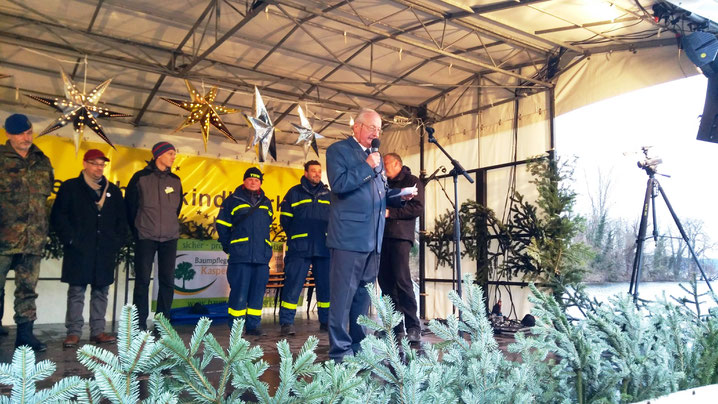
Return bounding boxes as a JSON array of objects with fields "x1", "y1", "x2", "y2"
[{"x1": 1, "y1": 133, "x2": 304, "y2": 231}]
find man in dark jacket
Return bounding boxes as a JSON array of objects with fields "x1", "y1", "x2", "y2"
[
  {"x1": 125, "y1": 142, "x2": 182, "y2": 330},
  {"x1": 378, "y1": 153, "x2": 424, "y2": 343},
  {"x1": 0, "y1": 113, "x2": 53, "y2": 352},
  {"x1": 325, "y1": 108, "x2": 414, "y2": 362},
  {"x1": 51, "y1": 149, "x2": 127, "y2": 347},
  {"x1": 215, "y1": 167, "x2": 273, "y2": 336},
  {"x1": 278, "y1": 160, "x2": 331, "y2": 336}
]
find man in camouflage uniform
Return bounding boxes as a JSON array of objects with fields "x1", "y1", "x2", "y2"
[{"x1": 0, "y1": 113, "x2": 54, "y2": 352}]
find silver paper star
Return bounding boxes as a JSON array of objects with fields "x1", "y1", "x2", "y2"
[
  {"x1": 244, "y1": 87, "x2": 276, "y2": 162},
  {"x1": 291, "y1": 105, "x2": 323, "y2": 158},
  {"x1": 24, "y1": 69, "x2": 130, "y2": 153},
  {"x1": 161, "y1": 80, "x2": 239, "y2": 151}
]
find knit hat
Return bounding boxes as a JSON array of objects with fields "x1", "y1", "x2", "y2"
[
  {"x1": 243, "y1": 167, "x2": 263, "y2": 183},
  {"x1": 83, "y1": 149, "x2": 110, "y2": 162},
  {"x1": 4, "y1": 113, "x2": 32, "y2": 135},
  {"x1": 151, "y1": 141, "x2": 176, "y2": 159}
]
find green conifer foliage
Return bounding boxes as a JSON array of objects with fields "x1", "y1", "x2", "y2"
[
  {"x1": 0, "y1": 346, "x2": 85, "y2": 403},
  {"x1": 76, "y1": 305, "x2": 176, "y2": 403},
  {"x1": 5, "y1": 279, "x2": 718, "y2": 403}
]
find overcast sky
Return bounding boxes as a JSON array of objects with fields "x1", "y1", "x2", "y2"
[{"x1": 556, "y1": 74, "x2": 718, "y2": 257}]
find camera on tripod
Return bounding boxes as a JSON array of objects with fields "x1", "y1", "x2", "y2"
[{"x1": 636, "y1": 147, "x2": 662, "y2": 172}]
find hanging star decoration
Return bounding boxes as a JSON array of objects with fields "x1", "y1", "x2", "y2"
[
  {"x1": 24, "y1": 69, "x2": 131, "y2": 153},
  {"x1": 161, "y1": 80, "x2": 239, "y2": 151},
  {"x1": 244, "y1": 86, "x2": 277, "y2": 162},
  {"x1": 291, "y1": 105, "x2": 323, "y2": 158}
]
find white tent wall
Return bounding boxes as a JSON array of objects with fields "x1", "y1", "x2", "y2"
[
  {"x1": 0, "y1": 108, "x2": 310, "y2": 326},
  {"x1": 399, "y1": 75, "x2": 551, "y2": 320}
]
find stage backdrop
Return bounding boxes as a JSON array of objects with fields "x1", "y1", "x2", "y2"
[{"x1": 0, "y1": 131, "x2": 304, "y2": 226}]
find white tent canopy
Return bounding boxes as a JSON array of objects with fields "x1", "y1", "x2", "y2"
[{"x1": 0, "y1": 0, "x2": 706, "y2": 321}]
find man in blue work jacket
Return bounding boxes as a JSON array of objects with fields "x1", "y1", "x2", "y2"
[
  {"x1": 215, "y1": 167, "x2": 273, "y2": 336},
  {"x1": 325, "y1": 108, "x2": 415, "y2": 362},
  {"x1": 278, "y1": 160, "x2": 331, "y2": 336}
]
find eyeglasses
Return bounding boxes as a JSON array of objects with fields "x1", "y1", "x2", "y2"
[
  {"x1": 358, "y1": 122, "x2": 382, "y2": 135},
  {"x1": 86, "y1": 161, "x2": 107, "y2": 167}
]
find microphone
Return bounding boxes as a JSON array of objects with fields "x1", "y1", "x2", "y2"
[
  {"x1": 370, "y1": 138, "x2": 380, "y2": 153},
  {"x1": 423, "y1": 166, "x2": 445, "y2": 184}
]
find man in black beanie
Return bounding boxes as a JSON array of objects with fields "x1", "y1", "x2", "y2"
[
  {"x1": 125, "y1": 141, "x2": 182, "y2": 331},
  {"x1": 215, "y1": 167, "x2": 273, "y2": 336}
]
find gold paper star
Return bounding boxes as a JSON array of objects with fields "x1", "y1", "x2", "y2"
[
  {"x1": 161, "y1": 80, "x2": 239, "y2": 151},
  {"x1": 25, "y1": 69, "x2": 131, "y2": 153}
]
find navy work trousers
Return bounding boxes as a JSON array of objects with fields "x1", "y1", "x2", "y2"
[
  {"x1": 227, "y1": 262, "x2": 269, "y2": 331},
  {"x1": 279, "y1": 256, "x2": 330, "y2": 325}
]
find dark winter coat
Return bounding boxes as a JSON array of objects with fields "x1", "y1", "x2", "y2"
[
  {"x1": 384, "y1": 166, "x2": 424, "y2": 243},
  {"x1": 51, "y1": 173, "x2": 127, "y2": 287},
  {"x1": 0, "y1": 142, "x2": 53, "y2": 255},
  {"x1": 125, "y1": 160, "x2": 182, "y2": 242},
  {"x1": 215, "y1": 185, "x2": 273, "y2": 264},
  {"x1": 279, "y1": 176, "x2": 331, "y2": 258}
]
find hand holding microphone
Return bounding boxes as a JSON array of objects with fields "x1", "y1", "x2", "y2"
[{"x1": 365, "y1": 138, "x2": 381, "y2": 169}]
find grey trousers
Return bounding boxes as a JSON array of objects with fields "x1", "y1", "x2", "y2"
[{"x1": 65, "y1": 284, "x2": 110, "y2": 337}]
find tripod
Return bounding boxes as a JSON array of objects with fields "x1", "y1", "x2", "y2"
[{"x1": 628, "y1": 154, "x2": 713, "y2": 302}]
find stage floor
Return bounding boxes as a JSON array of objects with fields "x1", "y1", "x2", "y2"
[{"x1": 0, "y1": 313, "x2": 518, "y2": 397}]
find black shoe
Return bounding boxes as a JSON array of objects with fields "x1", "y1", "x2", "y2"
[
  {"x1": 319, "y1": 323, "x2": 328, "y2": 333},
  {"x1": 280, "y1": 324, "x2": 295, "y2": 336},
  {"x1": 15, "y1": 321, "x2": 47, "y2": 352},
  {"x1": 407, "y1": 328, "x2": 421, "y2": 343},
  {"x1": 245, "y1": 327, "x2": 266, "y2": 336}
]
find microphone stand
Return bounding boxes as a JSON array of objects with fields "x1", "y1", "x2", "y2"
[{"x1": 427, "y1": 128, "x2": 474, "y2": 306}]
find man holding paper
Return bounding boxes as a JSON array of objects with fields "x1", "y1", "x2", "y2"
[{"x1": 379, "y1": 153, "x2": 424, "y2": 343}]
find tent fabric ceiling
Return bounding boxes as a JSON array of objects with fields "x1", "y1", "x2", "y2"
[{"x1": 0, "y1": 0, "x2": 678, "y2": 151}]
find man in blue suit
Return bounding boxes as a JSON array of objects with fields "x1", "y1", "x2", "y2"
[{"x1": 325, "y1": 108, "x2": 414, "y2": 362}]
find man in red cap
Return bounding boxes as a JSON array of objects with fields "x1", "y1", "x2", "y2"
[
  {"x1": 0, "y1": 113, "x2": 53, "y2": 352},
  {"x1": 125, "y1": 141, "x2": 182, "y2": 331},
  {"x1": 51, "y1": 149, "x2": 127, "y2": 347}
]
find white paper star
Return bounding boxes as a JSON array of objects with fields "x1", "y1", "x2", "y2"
[
  {"x1": 244, "y1": 87, "x2": 276, "y2": 162},
  {"x1": 291, "y1": 105, "x2": 323, "y2": 158},
  {"x1": 25, "y1": 69, "x2": 130, "y2": 153}
]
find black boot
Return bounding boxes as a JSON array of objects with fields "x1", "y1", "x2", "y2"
[{"x1": 15, "y1": 321, "x2": 47, "y2": 352}]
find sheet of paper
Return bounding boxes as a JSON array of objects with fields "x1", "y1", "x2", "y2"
[{"x1": 390, "y1": 185, "x2": 418, "y2": 198}]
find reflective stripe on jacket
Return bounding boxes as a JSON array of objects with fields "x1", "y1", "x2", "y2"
[
  {"x1": 279, "y1": 176, "x2": 330, "y2": 258},
  {"x1": 216, "y1": 185, "x2": 273, "y2": 264}
]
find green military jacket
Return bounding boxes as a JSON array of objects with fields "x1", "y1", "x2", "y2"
[{"x1": 0, "y1": 141, "x2": 54, "y2": 255}]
